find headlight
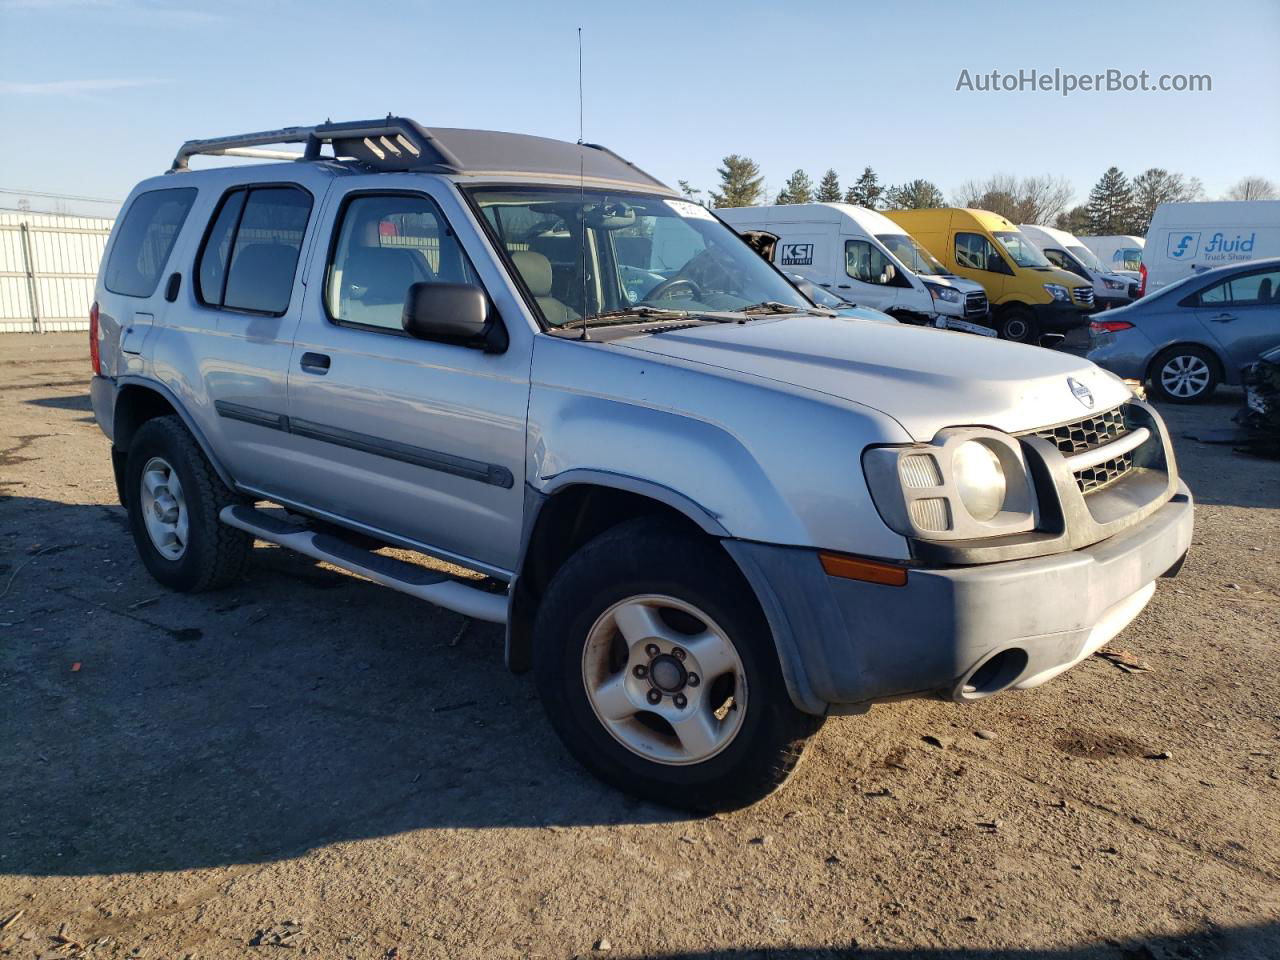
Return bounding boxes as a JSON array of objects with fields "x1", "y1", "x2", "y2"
[
  {"x1": 1103, "y1": 278, "x2": 1125, "y2": 290},
  {"x1": 952, "y1": 441, "x2": 1006, "y2": 521},
  {"x1": 861, "y1": 429, "x2": 1037, "y2": 541},
  {"x1": 925, "y1": 283, "x2": 962, "y2": 303},
  {"x1": 1043, "y1": 283, "x2": 1070, "y2": 302}
]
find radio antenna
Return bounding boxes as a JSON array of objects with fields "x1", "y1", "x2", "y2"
[{"x1": 576, "y1": 26, "x2": 589, "y2": 340}]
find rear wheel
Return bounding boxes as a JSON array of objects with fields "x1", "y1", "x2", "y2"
[
  {"x1": 125, "y1": 416, "x2": 250, "y2": 591},
  {"x1": 533, "y1": 517, "x2": 823, "y2": 811},
  {"x1": 998, "y1": 307, "x2": 1039, "y2": 344},
  {"x1": 1149, "y1": 345, "x2": 1219, "y2": 403}
]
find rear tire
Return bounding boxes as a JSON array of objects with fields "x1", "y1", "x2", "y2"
[
  {"x1": 533, "y1": 517, "x2": 823, "y2": 812},
  {"x1": 998, "y1": 307, "x2": 1039, "y2": 344},
  {"x1": 125, "y1": 415, "x2": 250, "y2": 592},
  {"x1": 1149, "y1": 345, "x2": 1219, "y2": 403}
]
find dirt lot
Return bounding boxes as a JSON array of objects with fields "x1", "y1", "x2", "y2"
[{"x1": 1, "y1": 334, "x2": 1278, "y2": 960}]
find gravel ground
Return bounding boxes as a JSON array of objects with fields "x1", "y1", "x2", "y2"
[{"x1": 1, "y1": 334, "x2": 1278, "y2": 960}]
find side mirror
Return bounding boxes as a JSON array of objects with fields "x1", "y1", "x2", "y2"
[
  {"x1": 880, "y1": 263, "x2": 897, "y2": 285},
  {"x1": 986, "y1": 253, "x2": 1004, "y2": 273},
  {"x1": 402, "y1": 283, "x2": 491, "y2": 345}
]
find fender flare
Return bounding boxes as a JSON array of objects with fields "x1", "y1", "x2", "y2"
[
  {"x1": 114, "y1": 376, "x2": 237, "y2": 490},
  {"x1": 535, "y1": 468, "x2": 730, "y2": 536}
]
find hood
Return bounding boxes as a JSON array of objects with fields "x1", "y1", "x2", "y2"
[
  {"x1": 923, "y1": 273, "x2": 986, "y2": 293},
  {"x1": 616, "y1": 313, "x2": 1130, "y2": 440}
]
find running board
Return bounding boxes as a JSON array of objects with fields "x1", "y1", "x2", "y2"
[{"x1": 220, "y1": 505, "x2": 508, "y2": 624}]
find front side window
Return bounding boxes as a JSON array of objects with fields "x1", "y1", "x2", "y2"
[
  {"x1": 991, "y1": 230, "x2": 1050, "y2": 268},
  {"x1": 104, "y1": 188, "x2": 197, "y2": 297},
  {"x1": 845, "y1": 240, "x2": 896, "y2": 284},
  {"x1": 955, "y1": 231, "x2": 1004, "y2": 272},
  {"x1": 468, "y1": 188, "x2": 808, "y2": 328},
  {"x1": 326, "y1": 194, "x2": 480, "y2": 331},
  {"x1": 875, "y1": 234, "x2": 947, "y2": 276},
  {"x1": 196, "y1": 185, "x2": 312, "y2": 315}
]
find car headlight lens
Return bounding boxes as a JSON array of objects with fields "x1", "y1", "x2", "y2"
[
  {"x1": 925, "y1": 283, "x2": 962, "y2": 303},
  {"x1": 1043, "y1": 283, "x2": 1070, "y2": 302},
  {"x1": 1103, "y1": 278, "x2": 1124, "y2": 290},
  {"x1": 952, "y1": 441, "x2": 1006, "y2": 521}
]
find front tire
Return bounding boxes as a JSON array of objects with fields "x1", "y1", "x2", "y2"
[
  {"x1": 533, "y1": 518, "x2": 823, "y2": 812},
  {"x1": 125, "y1": 415, "x2": 250, "y2": 592},
  {"x1": 1149, "y1": 345, "x2": 1219, "y2": 403},
  {"x1": 998, "y1": 307, "x2": 1039, "y2": 344}
]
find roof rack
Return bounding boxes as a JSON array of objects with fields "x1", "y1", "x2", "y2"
[
  {"x1": 170, "y1": 117, "x2": 460, "y2": 173},
  {"x1": 168, "y1": 116, "x2": 672, "y2": 192}
]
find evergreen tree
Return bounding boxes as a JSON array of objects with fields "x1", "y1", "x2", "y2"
[
  {"x1": 1054, "y1": 205, "x2": 1090, "y2": 234},
  {"x1": 677, "y1": 179, "x2": 705, "y2": 206},
  {"x1": 1085, "y1": 167, "x2": 1136, "y2": 235},
  {"x1": 843, "y1": 166, "x2": 884, "y2": 209},
  {"x1": 776, "y1": 169, "x2": 814, "y2": 205},
  {"x1": 816, "y1": 169, "x2": 842, "y2": 202},
  {"x1": 709, "y1": 155, "x2": 765, "y2": 208},
  {"x1": 883, "y1": 179, "x2": 945, "y2": 210}
]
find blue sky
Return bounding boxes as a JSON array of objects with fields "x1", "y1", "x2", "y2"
[{"x1": 1, "y1": 0, "x2": 1276, "y2": 216}]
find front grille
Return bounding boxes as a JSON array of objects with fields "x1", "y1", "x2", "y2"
[
  {"x1": 1073, "y1": 286, "x2": 1095, "y2": 307},
  {"x1": 963, "y1": 290, "x2": 988, "y2": 318},
  {"x1": 1024, "y1": 404, "x2": 1134, "y2": 493}
]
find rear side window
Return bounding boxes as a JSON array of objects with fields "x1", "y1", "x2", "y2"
[
  {"x1": 103, "y1": 188, "x2": 197, "y2": 297},
  {"x1": 196, "y1": 185, "x2": 312, "y2": 315},
  {"x1": 1198, "y1": 269, "x2": 1280, "y2": 306}
]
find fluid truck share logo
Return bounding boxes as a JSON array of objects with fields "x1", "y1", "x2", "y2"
[
  {"x1": 1167, "y1": 232, "x2": 1199, "y2": 260},
  {"x1": 780, "y1": 243, "x2": 814, "y2": 266}
]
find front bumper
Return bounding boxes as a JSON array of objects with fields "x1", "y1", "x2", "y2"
[
  {"x1": 1031, "y1": 300, "x2": 1089, "y2": 333},
  {"x1": 727, "y1": 483, "x2": 1192, "y2": 714}
]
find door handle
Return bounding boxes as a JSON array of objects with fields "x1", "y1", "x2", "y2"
[
  {"x1": 836, "y1": 284, "x2": 852, "y2": 289},
  {"x1": 300, "y1": 352, "x2": 331, "y2": 374},
  {"x1": 1208, "y1": 313, "x2": 1236, "y2": 323}
]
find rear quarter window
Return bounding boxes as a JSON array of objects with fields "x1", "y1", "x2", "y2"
[{"x1": 103, "y1": 188, "x2": 198, "y2": 297}]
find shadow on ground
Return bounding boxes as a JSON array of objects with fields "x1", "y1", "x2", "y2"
[{"x1": 0, "y1": 496, "x2": 682, "y2": 879}]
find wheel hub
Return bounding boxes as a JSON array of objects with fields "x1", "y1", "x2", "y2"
[{"x1": 648, "y1": 653, "x2": 687, "y2": 693}]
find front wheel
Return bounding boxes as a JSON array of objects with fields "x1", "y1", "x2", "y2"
[
  {"x1": 998, "y1": 307, "x2": 1040, "y2": 344},
  {"x1": 533, "y1": 518, "x2": 823, "y2": 812}
]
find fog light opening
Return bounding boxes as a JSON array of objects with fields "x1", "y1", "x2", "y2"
[{"x1": 957, "y1": 648, "x2": 1029, "y2": 701}]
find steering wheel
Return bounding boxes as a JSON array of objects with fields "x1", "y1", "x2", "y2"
[{"x1": 644, "y1": 276, "x2": 704, "y2": 303}]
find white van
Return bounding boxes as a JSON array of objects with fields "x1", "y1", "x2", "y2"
[
  {"x1": 1020, "y1": 224, "x2": 1136, "y2": 309},
  {"x1": 1144, "y1": 200, "x2": 1280, "y2": 295},
  {"x1": 1078, "y1": 235, "x2": 1145, "y2": 283},
  {"x1": 718, "y1": 203, "x2": 991, "y2": 330}
]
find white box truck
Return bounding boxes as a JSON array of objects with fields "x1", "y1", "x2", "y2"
[
  {"x1": 718, "y1": 203, "x2": 991, "y2": 331},
  {"x1": 1144, "y1": 200, "x2": 1280, "y2": 294},
  {"x1": 1020, "y1": 223, "x2": 1136, "y2": 309}
]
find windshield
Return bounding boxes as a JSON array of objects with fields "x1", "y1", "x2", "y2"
[
  {"x1": 875, "y1": 234, "x2": 949, "y2": 276},
  {"x1": 1115, "y1": 247, "x2": 1143, "y2": 271},
  {"x1": 1066, "y1": 244, "x2": 1105, "y2": 273},
  {"x1": 467, "y1": 187, "x2": 809, "y2": 327},
  {"x1": 992, "y1": 230, "x2": 1051, "y2": 268}
]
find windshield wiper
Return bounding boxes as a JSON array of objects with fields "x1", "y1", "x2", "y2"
[
  {"x1": 737, "y1": 301, "x2": 806, "y2": 315},
  {"x1": 578, "y1": 305, "x2": 691, "y2": 325}
]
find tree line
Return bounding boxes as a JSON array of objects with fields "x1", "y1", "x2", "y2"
[{"x1": 686, "y1": 157, "x2": 1278, "y2": 235}]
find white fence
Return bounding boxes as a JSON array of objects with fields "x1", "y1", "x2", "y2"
[{"x1": 0, "y1": 210, "x2": 114, "y2": 333}]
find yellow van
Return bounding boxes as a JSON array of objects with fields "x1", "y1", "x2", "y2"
[{"x1": 885, "y1": 208, "x2": 1094, "y2": 344}]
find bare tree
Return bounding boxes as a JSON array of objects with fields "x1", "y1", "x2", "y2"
[
  {"x1": 1130, "y1": 168, "x2": 1204, "y2": 233},
  {"x1": 1225, "y1": 176, "x2": 1279, "y2": 201},
  {"x1": 953, "y1": 174, "x2": 1074, "y2": 224}
]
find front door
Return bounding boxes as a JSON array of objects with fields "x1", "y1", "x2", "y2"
[
  {"x1": 1193, "y1": 265, "x2": 1280, "y2": 373},
  {"x1": 281, "y1": 180, "x2": 531, "y2": 575},
  {"x1": 836, "y1": 237, "x2": 902, "y2": 311}
]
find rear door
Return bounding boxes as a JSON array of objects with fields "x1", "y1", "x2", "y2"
[
  {"x1": 1192, "y1": 266, "x2": 1280, "y2": 374},
  {"x1": 184, "y1": 178, "x2": 326, "y2": 493},
  {"x1": 280, "y1": 177, "x2": 531, "y2": 575}
]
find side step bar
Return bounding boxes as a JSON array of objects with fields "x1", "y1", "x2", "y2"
[{"x1": 220, "y1": 505, "x2": 508, "y2": 624}]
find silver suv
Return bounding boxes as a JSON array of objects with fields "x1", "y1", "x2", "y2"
[{"x1": 89, "y1": 118, "x2": 1194, "y2": 810}]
